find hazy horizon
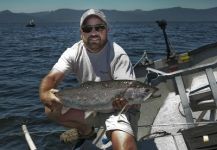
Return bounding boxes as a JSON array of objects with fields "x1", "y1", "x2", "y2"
[
  {"x1": 1, "y1": 0, "x2": 217, "y2": 13},
  {"x1": 1, "y1": 6, "x2": 217, "y2": 14}
]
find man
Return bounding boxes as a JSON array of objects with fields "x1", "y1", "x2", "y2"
[{"x1": 39, "y1": 9, "x2": 139, "y2": 150}]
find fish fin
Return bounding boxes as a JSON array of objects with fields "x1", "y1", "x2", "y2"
[
  {"x1": 61, "y1": 106, "x2": 70, "y2": 114},
  {"x1": 84, "y1": 111, "x2": 96, "y2": 119},
  {"x1": 151, "y1": 90, "x2": 161, "y2": 98}
]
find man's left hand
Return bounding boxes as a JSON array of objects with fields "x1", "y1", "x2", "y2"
[{"x1": 112, "y1": 97, "x2": 128, "y2": 110}]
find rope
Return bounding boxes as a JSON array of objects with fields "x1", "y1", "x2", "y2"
[{"x1": 133, "y1": 50, "x2": 147, "y2": 68}]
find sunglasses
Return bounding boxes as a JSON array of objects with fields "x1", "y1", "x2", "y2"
[{"x1": 81, "y1": 24, "x2": 107, "y2": 33}]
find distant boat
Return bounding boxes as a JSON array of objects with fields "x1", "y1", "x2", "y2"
[{"x1": 26, "y1": 19, "x2": 35, "y2": 27}]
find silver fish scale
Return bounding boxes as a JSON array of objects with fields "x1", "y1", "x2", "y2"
[{"x1": 80, "y1": 80, "x2": 141, "y2": 89}]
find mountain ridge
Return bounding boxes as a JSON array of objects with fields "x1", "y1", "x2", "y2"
[{"x1": 1, "y1": 7, "x2": 217, "y2": 23}]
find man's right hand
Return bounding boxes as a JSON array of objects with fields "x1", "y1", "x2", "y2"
[{"x1": 41, "y1": 89, "x2": 62, "y2": 112}]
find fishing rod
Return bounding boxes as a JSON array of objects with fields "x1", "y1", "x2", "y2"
[{"x1": 156, "y1": 20, "x2": 176, "y2": 61}]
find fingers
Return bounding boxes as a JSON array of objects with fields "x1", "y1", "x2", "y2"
[
  {"x1": 50, "y1": 89, "x2": 61, "y2": 103},
  {"x1": 43, "y1": 89, "x2": 62, "y2": 111},
  {"x1": 44, "y1": 103, "x2": 52, "y2": 110},
  {"x1": 45, "y1": 100, "x2": 62, "y2": 112},
  {"x1": 61, "y1": 106, "x2": 70, "y2": 114},
  {"x1": 112, "y1": 97, "x2": 128, "y2": 110},
  {"x1": 50, "y1": 89, "x2": 59, "y2": 93}
]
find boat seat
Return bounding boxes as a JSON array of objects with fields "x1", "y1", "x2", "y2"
[
  {"x1": 190, "y1": 68, "x2": 217, "y2": 113},
  {"x1": 189, "y1": 86, "x2": 216, "y2": 111},
  {"x1": 181, "y1": 122, "x2": 217, "y2": 150}
]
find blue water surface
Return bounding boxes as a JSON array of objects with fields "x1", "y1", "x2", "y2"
[{"x1": 0, "y1": 21, "x2": 217, "y2": 149}]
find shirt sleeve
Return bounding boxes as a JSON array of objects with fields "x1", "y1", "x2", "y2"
[
  {"x1": 112, "y1": 54, "x2": 136, "y2": 80},
  {"x1": 52, "y1": 47, "x2": 75, "y2": 74}
]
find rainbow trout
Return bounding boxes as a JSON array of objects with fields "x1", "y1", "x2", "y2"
[{"x1": 56, "y1": 80, "x2": 157, "y2": 111}]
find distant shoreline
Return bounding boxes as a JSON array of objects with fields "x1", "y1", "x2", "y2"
[
  {"x1": 1, "y1": 7, "x2": 217, "y2": 23},
  {"x1": 1, "y1": 6, "x2": 217, "y2": 13}
]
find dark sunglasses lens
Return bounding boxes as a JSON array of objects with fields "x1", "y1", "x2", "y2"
[
  {"x1": 82, "y1": 26, "x2": 92, "y2": 33},
  {"x1": 82, "y1": 24, "x2": 106, "y2": 33},
  {"x1": 95, "y1": 25, "x2": 106, "y2": 31}
]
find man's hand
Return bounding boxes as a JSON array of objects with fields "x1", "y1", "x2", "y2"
[
  {"x1": 112, "y1": 97, "x2": 128, "y2": 110},
  {"x1": 112, "y1": 97, "x2": 141, "y2": 110},
  {"x1": 41, "y1": 89, "x2": 62, "y2": 111}
]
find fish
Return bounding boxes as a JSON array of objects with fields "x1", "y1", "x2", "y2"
[{"x1": 56, "y1": 80, "x2": 158, "y2": 111}]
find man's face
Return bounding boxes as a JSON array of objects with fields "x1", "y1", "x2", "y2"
[{"x1": 80, "y1": 16, "x2": 108, "y2": 52}]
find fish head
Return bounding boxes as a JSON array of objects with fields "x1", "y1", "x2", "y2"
[{"x1": 124, "y1": 82, "x2": 158, "y2": 104}]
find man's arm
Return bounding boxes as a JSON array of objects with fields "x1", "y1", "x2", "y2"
[{"x1": 39, "y1": 71, "x2": 65, "y2": 111}]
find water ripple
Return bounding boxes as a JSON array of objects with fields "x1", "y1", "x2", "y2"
[{"x1": 0, "y1": 22, "x2": 217, "y2": 149}]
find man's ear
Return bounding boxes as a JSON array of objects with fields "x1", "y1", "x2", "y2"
[{"x1": 80, "y1": 30, "x2": 83, "y2": 39}]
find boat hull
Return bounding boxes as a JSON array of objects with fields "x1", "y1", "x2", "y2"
[{"x1": 135, "y1": 42, "x2": 217, "y2": 149}]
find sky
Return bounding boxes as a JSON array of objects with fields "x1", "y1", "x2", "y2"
[{"x1": 1, "y1": 0, "x2": 217, "y2": 13}]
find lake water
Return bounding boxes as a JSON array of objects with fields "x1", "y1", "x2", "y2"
[{"x1": 0, "y1": 21, "x2": 217, "y2": 149}]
